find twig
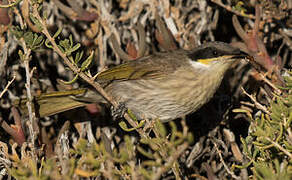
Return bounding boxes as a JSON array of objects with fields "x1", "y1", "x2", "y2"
[
  {"x1": 109, "y1": 22, "x2": 146, "y2": 61},
  {"x1": 109, "y1": 34, "x2": 133, "y2": 61},
  {"x1": 52, "y1": 0, "x2": 98, "y2": 21},
  {"x1": 20, "y1": 37, "x2": 38, "y2": 159},
  {"x1": 213, "y1": 142, "x2": 240, "y2": 180},
  {"x1": 0, "y1": 0, "x2": 22, "y2": 8},
  {"x1": 21, "y1": 0, "x2": 40, "y2": 32},
  {"x1": 279, "y1": 29, "x2": 292, "y2": 50},
  {"x1": 232, "y1": 15, "x2": 249, "y2": 44},
  {"x1": 0, "y1": 107, "x2": 26, "y2": 145},
  {"x1": 190, "y1": 174, "x2": 208, "y2": 180},
  {"x1": 265, "y1": 137, "x2": 292, "y2": 159},
  {"x1": 258, "y1": 73, "x2": 282, "y2": 95},
  {"x1": 155, "y1": 13, "x2": 177, "y2": 51},
  {"x1": 202, "y1": 163, "x2": 217, "y2": 180},
  {"x1": 32, "y1": 3, "x2": 148, "y2": 139},
  {"x1": 223, "y1": 129, "x2": 243, "y2": 162},
  {"x1": 240, "y1": 87, "x2": 270, "y2": 115},
  {"x1": 0, "y1": 41, "x2": 8, "y2": 76},
  {"x1": 0, "y1": 75, "x2": 15, "y2": 98},
  {"x1": 11, "y1": 107, "x2": 25, "y2": 143},
  {"x1": 211, "y1": 0, "x2": 255, "y2": 19},
  {"x1": 232, "y1": 5, "x2": 274, "y2": 73},
  {"x1": 56, "y1": 121, "x2": 70, "y2": 141},
  {"x1": 136, "y1": 22, "x2": 146, "y2": 58},
  {"x1": 152, "y1": 142, "x2": 188, "y2": 180}
]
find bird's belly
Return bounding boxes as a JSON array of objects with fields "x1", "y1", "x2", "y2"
[
  {"x1": 106, "y1": 80, "x2": 196, "y2": 122},
  {"x1": 106, "y1": 73, "x2": 223, "y2": 122},
  {"x1": 106, "y1": 82, "x2": 177, "y2": 122}
]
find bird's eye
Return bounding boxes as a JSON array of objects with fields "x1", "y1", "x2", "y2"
[{"x1": 212, "y1": 50, "x2": 218, "y2": 56}]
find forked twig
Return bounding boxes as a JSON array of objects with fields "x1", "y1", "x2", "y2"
[
  {"x1": 213, "y1": 142, "x2": 240, "y2": 180},
  {"x1": 152, "y1": 142, "x2": 189, "y2": 180},
  {"x1": 265, "y1": 137, "x2": 292, "y2": 159},
  {"x1": 240, "y1": 87, "x2": 270, "y2": 115}
]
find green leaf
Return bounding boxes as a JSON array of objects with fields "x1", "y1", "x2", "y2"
[
  {"x1": 170, "y1": 121, "x2": 177, "y2": 142},
  {"x1": 45, "y1": 39, "x2": 53, "y2": 48},
  {"x1": 23, "y1": 32, "x2": 34, "y2": 46},
  {"x1": 0, "y1": 0, "x2": 22, "y2": 8},
  {"x1": 75, "y1": 51, "x2": 84, "y2": 64},
  {"x1": 66, "y1": 43, "x2": 80, "y2": 56},
  {"x1": 59, "y1": 39, "x2": 70, "y2": 50},
  {"x1": 60, "y1": 74, "x2": 79, "y2": 85},
  {"x1": 23, "y1": 32, "x2": 44, "y2": 50},
  {"x1": 29, "y1": 14, "x2": 43, "y2": 32},
  {"x1": 10, "y1": 26, "x2": 24, "y2": 39},
  {"x1": 18, "y1": 50, "x2": 24, "y2": 61},
  {"x1": 127, "y1": 109, "x2": 138, "y2": 121},
  {"x1": 154, "y1": 120, "x2": 166, "y2": 138},
  {"x1": 80, "y1": 51, "x2": 94, "y2": 71},
  {"x1": 53, "y1": 27, "x2": 63, "y2": 38},
  {"x1": 69, "y1": 34, "x2": 73, "y2": 47},
  {"x1": 118, "y1": 120, "x2": 145, "y2": 132},
  {"x1": 137, "y1": 146, "x2": 155, "y2": 159}
]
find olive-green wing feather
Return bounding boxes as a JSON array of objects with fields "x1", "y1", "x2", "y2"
[
  {"x1": 97, "y1": 63, "x2": 161, "y2": 82},
  {"x1": 96, "y1": 54, "x2": 175, "y2": 83},
  {"x1": 14, "y1": 89, "x2": 89, "y2": 118}
]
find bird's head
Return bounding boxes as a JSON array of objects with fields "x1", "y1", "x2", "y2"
[{"x1": 187, "y1": 42, "x2": 250, "y2": 71}]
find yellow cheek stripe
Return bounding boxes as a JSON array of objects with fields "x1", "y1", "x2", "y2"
[
  {"x1": 197, "y1": 58, "x2": 218, "y2": 65},
  {"x1": 197, "y1": 55, "x2": 233, "y2": 65}
]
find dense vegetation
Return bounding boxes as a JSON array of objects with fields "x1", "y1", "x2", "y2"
[{"x1": 0, "y1": 0, "x2": 291, "y2": 179}]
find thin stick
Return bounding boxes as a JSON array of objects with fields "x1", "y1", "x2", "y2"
[
  {"x1": 241, "y1": 87, "x2": 270, "y2": 115},
  {"x1": 20, "y1": 38, "x2": 37, "y2": 159},
  {"x1": 258, "y1": 73, "x2": 282, "y2": 95},
  {"x1": 265, "y1": 137, "x2": 292, "y2": 159},
  {"x1": 213, "y1": 142, "x2": 240, "y2": 180},
  {"x1": 152, "y1": 142, "x2": 189, "y2": 180},
  {"x1": 0, "y1": 75, "x2": 16, "y2": 98},
  {"x1": 32, "y1": 4, "x2": 148, "y2": 138},
  {"x1": 211, "y1": 0, "x2": 255, "y2": 19}
]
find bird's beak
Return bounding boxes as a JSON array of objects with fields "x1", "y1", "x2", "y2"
[
  {"x1": 197, "y1": 51, "x2": 253, "y2": 65},
  {"x1": 231, "y1": 51, "x2": 252, "y2": 60}
]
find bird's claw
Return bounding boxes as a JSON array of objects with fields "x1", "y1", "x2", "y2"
[{"x1": 111, "y1": 103, "x2": 127, "y2": 120}]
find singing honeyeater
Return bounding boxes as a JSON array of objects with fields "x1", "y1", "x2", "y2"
[{"x1": 15, "y1": 42, "x2": 250, "y2": 122}]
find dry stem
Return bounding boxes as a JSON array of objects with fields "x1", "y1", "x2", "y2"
[
  {"x1": 152, "y1": 142, "x2": 189, "y2": 180},
  {"x1": 240, "y1": 87, "x2": 270, "y2": 115},
  {"x1": 213, "y1": 142, "x2": 240, "y2": 180},
  {"x1": 211, "y1": 0, "x2": 255, "y2": 19},
  {"x1": 265, "y1": 137, "x2": 292, "y2": 159},
  {"x1": 0, "y1": 75, "x2": 15, "y2": 98},
  {"x1": 31, "y1": 3, "x2": 148, "y2": 139},
  {"x1": 18, "y1": 37, "x2": 38, "y2": 160}
]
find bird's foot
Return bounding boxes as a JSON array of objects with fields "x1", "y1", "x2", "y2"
[{"x1": 111, "y1": 103, "x2": 127, "y2": 120}]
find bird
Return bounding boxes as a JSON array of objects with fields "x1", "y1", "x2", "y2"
[{"x1": 15, "y1": 41, "x2": 250, "y2": 122}]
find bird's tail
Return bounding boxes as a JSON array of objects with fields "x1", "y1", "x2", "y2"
[{"x1": 13, "y1": 88, "x2": 105, "y2": 118}]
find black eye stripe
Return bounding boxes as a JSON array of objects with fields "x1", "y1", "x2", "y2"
[
  {"x1": 187, "y1": 47, "x2": 224, "y2": 61},
  {"x1": 186, "y1": 42, "x2": 242, "y2": 61}
]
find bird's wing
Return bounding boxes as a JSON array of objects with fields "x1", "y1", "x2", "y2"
[
  {"x1": 96, "y1": 53, "x2": 177, "y2": 83},
  {"x1": 14, "y1": 89, "x2": 88, "y2": 117}
]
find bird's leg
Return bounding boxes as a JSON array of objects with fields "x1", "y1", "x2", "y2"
[{"x1": 111, "y1": 103, "x2": 127, "y2": 120}]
